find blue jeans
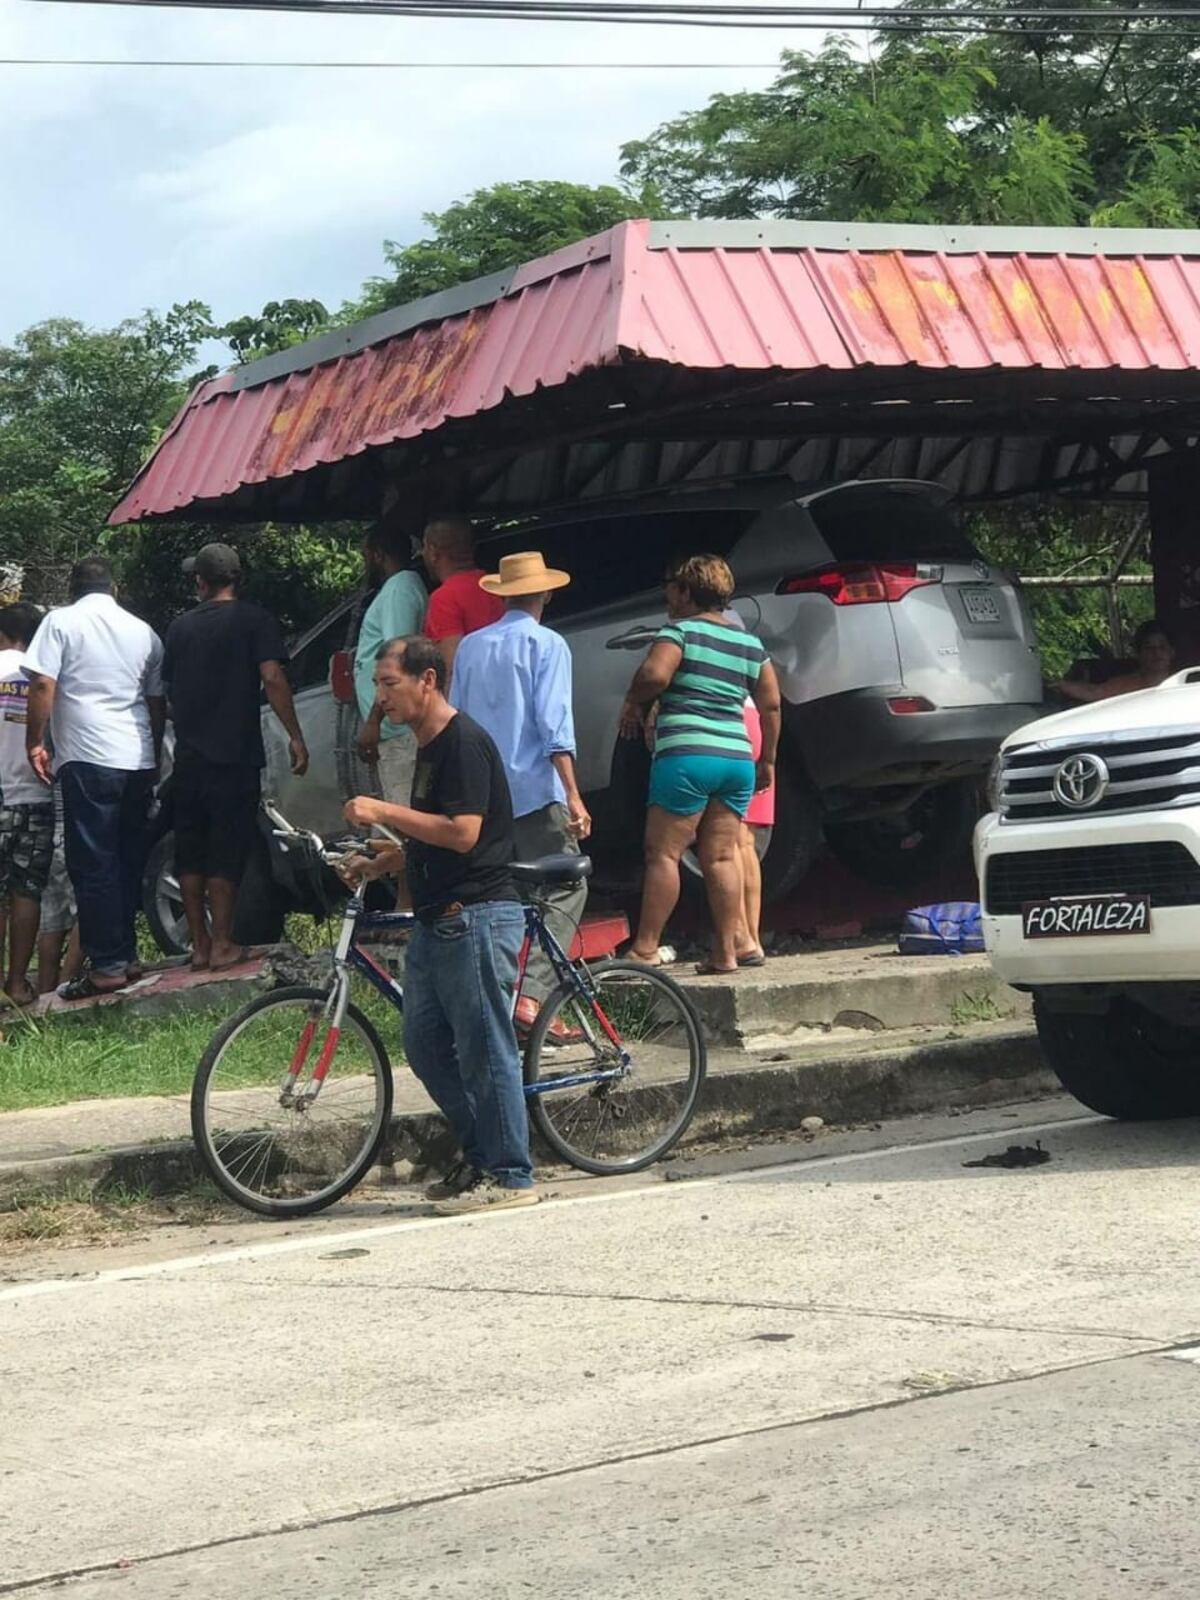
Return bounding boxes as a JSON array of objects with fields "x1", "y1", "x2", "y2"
[
  {"x1": 60, "y1": 762, "x2": 154, "y2": 978},
  {"x1": 403, "y1": 900, "x2": 533, "y2": 1187}
]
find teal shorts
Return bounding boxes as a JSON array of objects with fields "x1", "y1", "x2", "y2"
[{"x1": 648, "y1": 754, "x2": 755, "y2": 818}]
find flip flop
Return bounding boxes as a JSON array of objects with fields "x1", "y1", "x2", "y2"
[
  {"x1": 737, "y1": 950, "x2": 767, "y2": 968},
  {"x1": 694, "y1": 962, "x2": 738, "y2": 976},
  {"x1": 58, "y1": 973, "x2": 128, "y2": 1001}
]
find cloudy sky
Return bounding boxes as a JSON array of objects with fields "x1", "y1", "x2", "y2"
[{"x1": 0, "y1": 0, "x2": 804, "y2": 344}]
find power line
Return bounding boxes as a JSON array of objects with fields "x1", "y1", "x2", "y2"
[
  {"x1": 0, "y1": 54, "x2": 788, "y2": 63},
  {"x1": 25, "y1": 0, "x2": 1200, "y2": 21}
]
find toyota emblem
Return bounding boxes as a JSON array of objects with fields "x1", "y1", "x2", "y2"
[
  {"x1": 1052, "y1": 752, "x2": 1110, "y2": 810},
  {"x1": 972, "y1": 559, "x2": 990, "y2": 580}
]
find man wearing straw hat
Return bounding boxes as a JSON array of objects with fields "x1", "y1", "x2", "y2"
[{"x1": 451, "y1": 550, "x2": 590, "y2": 1037}]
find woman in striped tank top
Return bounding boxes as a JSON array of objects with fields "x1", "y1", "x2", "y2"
[{"x1": 619, "y1": 554, "x2": 782, "y2": 975}]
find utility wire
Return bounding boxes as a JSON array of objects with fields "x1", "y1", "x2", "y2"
[
  {"x1": 26, "y1": 0, "x2": 1200, "y2": 20},
  {"x1": 0, "y1": 56, "x2": 790, "y2": 64},
  {"x1": 0, "y1": 54, "x2": 797, "y2": 62}
]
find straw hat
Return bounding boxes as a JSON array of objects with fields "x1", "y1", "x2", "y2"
[{"x1": 479, "y1": 550, "x2": 571, "y2": 596}]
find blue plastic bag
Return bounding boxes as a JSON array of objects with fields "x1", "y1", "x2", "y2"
[{"x1": 898, "y1": 901, "x2": 984, "y2": 956}]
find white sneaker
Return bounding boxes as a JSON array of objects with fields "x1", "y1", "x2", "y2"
[{"x1": 432, "y1": 1177, "x2": 539, "y2": 1216}]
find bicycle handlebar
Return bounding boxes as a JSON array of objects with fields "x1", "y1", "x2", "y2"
[{"x1": 262, "y1": 797, "x2": 394, "y2": 872}]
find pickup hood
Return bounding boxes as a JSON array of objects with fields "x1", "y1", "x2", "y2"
[{"x1": 1002, "y1": 670, "x2": 1200, "y2": 751}]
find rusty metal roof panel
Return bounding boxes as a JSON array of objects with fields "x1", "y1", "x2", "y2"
[{"x1": 110, "y1": 219, "x2": 1200, "y2": 524}]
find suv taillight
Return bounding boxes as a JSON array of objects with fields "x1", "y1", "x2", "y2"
[{"x1": 776, "y1": 562, "x2": 943, "y2": 605}]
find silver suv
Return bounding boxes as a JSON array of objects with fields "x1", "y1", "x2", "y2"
[{"x1": 145, "y1": 480, "x2": 1044, "y2": 949}]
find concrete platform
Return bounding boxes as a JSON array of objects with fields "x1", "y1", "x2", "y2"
[
  {"x1": 674, "y1": 943, "x2": 1028, "y2": 1047},
  {"x1": 0, "y1": 936, "x2": 1050, "y2": 1208}
]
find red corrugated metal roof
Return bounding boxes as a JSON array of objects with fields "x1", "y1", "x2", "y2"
[{"x1": 109, "y1": 219, "x2": 1200, "y2": 524}]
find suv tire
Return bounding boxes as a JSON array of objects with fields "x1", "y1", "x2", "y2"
[
  {"x1": 757, "y1": 762, "x2": 821, "y2": 904},
  {"x1": 142, "y1": 833, "x2": 191, "y2": 956},
  {"x1": 677, "y1": 760, "x2": 820, "y2": 908},
  {"x1": 823, "y1": 779, "x2": 976, "y2": 890},
  {"x1": 1033, "y1": 997, "x2": 1200, "y2": 1119}
]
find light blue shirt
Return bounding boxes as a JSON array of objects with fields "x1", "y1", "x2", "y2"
[
  {"x1": 354, "y1": 569, "x2": 427, "y2": 739},
  {"x1": 450, "y1": 610, "x2": 575, "y2": 819}
]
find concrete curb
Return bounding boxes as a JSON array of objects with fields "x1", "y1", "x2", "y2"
[{"x1": 0, "y1": 1023, "x2": 1054, "y2": 1207}]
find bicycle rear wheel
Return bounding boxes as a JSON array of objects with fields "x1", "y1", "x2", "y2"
[
  {"x1": 192, "y1": 985, "x2": 394, "y2": 1218},
  {"x1": 524, "y1": 959, "x2": 706, "y2": 1175}
]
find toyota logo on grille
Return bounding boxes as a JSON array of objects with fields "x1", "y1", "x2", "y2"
[{"x1": 1052, "y1": 752, "x2": 1110, "y2": 810}]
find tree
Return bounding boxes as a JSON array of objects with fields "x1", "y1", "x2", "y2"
[
  {"x1": 620, "y1": 17, "x2": 1200, "y2": 227},
  {"x1": 0, "y1": 304, "x2": 213, "y2": 603},
  {"x1": 348, "y1": 179, "x2": 653, "y2": 317}
]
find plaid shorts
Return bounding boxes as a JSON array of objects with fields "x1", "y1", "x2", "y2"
[{"x1": 0, "y1": 802, "x2": 55, "y2": 902}]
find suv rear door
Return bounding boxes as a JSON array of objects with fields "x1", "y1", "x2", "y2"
[{"x1": 806, "y1": 482, "x2": 1042, "y2": 709}]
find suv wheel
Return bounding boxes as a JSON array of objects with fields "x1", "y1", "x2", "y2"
[
  {"x1": 823, "y1": 779, "x2": 976, "y2": 890},
  {"x1": 142, "y1": 833, "x2": 191, "y2": 956},
  {"x1": 679, "y1": 762, "x2": 820, "y2": 907},
  {"x1": 1034, "y1": 998, "x2": 1200, "y2": 1119}
]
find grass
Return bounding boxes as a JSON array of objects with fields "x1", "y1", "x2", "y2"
[
  {"x1": 0, "y1": 966, "x2": 404, "y2": 1113},
  {"x1": 0, "y1": 1008, "x2": 227, "y2": 1111},
  {"x1": 949, "y1": 990, "x2": 1009, "y2": 1026},
  {"x1": 0, "y1": 1177, "x2": 231, "y2": 1249}
]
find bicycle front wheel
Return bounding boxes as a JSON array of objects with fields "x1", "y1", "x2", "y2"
[
  {"x1": 524, "y1": 959, "x2": 706, "y2": 1175},
  {"x1": 192, "y1": 985, "x2": 394, "y2": 1218}
]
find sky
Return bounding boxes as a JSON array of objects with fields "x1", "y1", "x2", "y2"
[{"x1": 0, "y1": 0, "x2": 808, "y2": 345}]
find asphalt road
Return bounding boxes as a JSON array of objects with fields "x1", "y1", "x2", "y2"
[{"x1": 4, "y1": 1100, "x2": 1200, "y2": 1597}]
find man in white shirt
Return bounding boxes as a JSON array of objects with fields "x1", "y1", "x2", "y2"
[
  {"x1": 0, "y1": 601, "x2": 50, "y2": 1005},
  {"x1": 23, "y1": 556, "x2": 166, "y2": 996}
]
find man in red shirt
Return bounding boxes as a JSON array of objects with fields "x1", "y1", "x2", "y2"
[{"x1": 422, "y1": 517, "x2": 503, "y2": 685}]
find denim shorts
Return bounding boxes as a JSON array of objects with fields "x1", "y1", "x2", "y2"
[{"x1": 648, "y1": 754, "x2": 756, "y2": 819}]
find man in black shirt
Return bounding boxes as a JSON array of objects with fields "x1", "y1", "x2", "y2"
[
  {"x1": 344, "y1": 633, "x2": 537, "y2": 1215},
  {"x1": 163, "y1": 543, "x2": 309, "y2": 970}
]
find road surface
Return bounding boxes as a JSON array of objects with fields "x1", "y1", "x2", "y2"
[{"x1": 4, "y1": 1100, "x2": 1200, "y2": 1596}]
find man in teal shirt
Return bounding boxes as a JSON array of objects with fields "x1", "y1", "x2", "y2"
[{"x1": 354, "y1": 523, "x2": 428, "y2": 802}]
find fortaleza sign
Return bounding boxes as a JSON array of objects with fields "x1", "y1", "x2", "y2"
[{"x1": 1021, "y1": 895, "x2": 1152, "y2": 940}]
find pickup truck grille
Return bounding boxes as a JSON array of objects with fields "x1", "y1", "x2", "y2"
[
  {"x1": 985, "y1": 841, "x2": 1200, "y2": 915},
  {"x1": 998, "y1": 728, "x2": 1200, "y2": 821}
]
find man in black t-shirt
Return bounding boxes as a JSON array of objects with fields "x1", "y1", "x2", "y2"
[
  {"x1": 163, "y1": 543, "x2": 309, "y2": 971},
  {"x1": 344, "y1": 634, "x2": 537, "y2": 1216}
]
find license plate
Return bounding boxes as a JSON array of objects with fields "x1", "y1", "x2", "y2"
[
  {"x1": 961, "y1": 587, "x2": 1002, "y2": 624},
  {"x1": 1022, "y1": 895, "x2": 1152, "y2": 939}
]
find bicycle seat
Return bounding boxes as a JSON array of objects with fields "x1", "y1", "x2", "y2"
[{"x1": 510, "y1": 853, "x2": 593, "y2": 885}]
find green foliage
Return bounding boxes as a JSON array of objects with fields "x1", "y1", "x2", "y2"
[
  {"x1": 348, "y1": 179, "x2": 654, "y2": 317},
  {"x1": 218, "y1": 298, "x2": 331, "y2": 363},
  {"x1": 107, "y1": 520, "x2": 363, "y2": 641},
  {"x1": 621, "y1": 18, "x2": 1200, "y2": 228},
  {"x1": 0, "y1": 305, "x2": 213, "y2": 602},
  {"x1": 971, "y1": 506, "x2": 1154, "y2": 680}
]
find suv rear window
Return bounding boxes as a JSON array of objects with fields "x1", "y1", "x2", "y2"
[
  {"x1": 811, "y1": 489, "x2": 969, "y2": 563},
  {"x1": 478, "y1": 508, "x2": 757, "y2": 618}
]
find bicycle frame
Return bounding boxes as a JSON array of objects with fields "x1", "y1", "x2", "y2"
[{"x1": 290, "y1": 891, "x2": 632, "y2": 1103}]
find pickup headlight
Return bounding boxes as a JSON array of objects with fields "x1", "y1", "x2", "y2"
[{"x1": 985, "y1": 750, "x2": 1004, "y2": 814}]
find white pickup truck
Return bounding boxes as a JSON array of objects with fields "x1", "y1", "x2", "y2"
[{"x1": 975, "y1": 668, "x2": 1200, "y2": 1120}]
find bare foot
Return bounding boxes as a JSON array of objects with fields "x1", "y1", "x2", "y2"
[
  {"x1": 209, "y1": 944, "x2": 251, "y2": 972},
  {"x1": 2, "y1": 978, "x2": 37, "y2": 1008},
  {"x1": 625, "y1": 947, "x2": 665, "y2": 966}
]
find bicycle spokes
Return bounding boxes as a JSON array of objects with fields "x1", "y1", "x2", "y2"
[
  {"x1": 194, "y1": 988, "x2": 391, "y2": 1214},
  {"x1": 525, "y1": 961, "x2": 706, "y2": 1174}
]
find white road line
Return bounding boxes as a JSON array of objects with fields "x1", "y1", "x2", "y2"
[
  {"x1": 0, "y1": 1113, "x2": 1099, "y2": 1307},
  {"x1": 1166, "y1": 1346, "x2": 1200, "y2": 1364}
]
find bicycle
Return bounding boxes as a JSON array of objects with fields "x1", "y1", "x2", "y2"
[{"x1": 191, "y1": 803, "x2": 707, "y2": 1217}]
